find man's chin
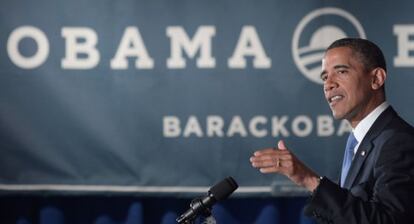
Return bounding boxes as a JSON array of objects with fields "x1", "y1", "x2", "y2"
[{"x1": 331, "y1": 110, "x2": 345, "y2": 120}]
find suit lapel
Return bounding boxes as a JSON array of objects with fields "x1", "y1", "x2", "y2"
[
  {"x1": 343, "y1": 107, "x2": 397, "y2": 189},
  {"x1": 343, "y1": 141, "x2": 373, "y2": 188}
]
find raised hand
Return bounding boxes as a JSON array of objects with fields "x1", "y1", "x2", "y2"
[{"x1": 250, "y1": 140, "x2": 321, "y2": 192}]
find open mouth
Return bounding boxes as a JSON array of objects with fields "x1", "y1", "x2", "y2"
[{"x1": 328, "y1": 95, "x2": 344, "y2": 106}]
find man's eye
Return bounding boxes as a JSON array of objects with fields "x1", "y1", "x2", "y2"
[{"x1": 338, "y1": 70, "x2": 347, "y2": 74}]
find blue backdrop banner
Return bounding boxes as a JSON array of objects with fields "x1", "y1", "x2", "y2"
[{"x1": 0, "y1": 0, "x2": 413, "y2": 196}]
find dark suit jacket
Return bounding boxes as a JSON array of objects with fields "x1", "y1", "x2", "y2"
[{"x1": 304, "y1": 107, "x2": 414, "y2": 224}]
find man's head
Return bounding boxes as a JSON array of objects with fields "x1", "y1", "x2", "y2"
[
  {"x1": 321, "y1": 38, "x2": 387, "y2": 127},
  {"x1": 326, "y1": 38, "x2": 387, "y2": 73}
]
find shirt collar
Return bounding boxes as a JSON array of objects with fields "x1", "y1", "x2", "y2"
[{"x1": 353, "y1": 101, "x2": 389, "y2": 144}]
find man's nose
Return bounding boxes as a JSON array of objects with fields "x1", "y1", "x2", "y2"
[{"x1": 323, "y1": 76, "x2": 337, "y2": 92}]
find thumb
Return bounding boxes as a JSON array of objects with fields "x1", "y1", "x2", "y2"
[{"x1": 278, "y1": 140, "x2": 288, "y2": 150}]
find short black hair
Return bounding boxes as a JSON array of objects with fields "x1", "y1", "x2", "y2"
[{"x1": 326, "y1": 38, "x2": 387, "y2": 72}]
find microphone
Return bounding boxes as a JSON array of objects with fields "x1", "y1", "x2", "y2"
[{"x1": 176, "y1": 177, "x2": 238, "y2": 224}]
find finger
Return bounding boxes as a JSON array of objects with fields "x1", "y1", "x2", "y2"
[
  {"x1": 250, "y1": 154, "x2": 275, "y2": 162},
  {"x1": 259, "y1": 166, "x2": 288, "y2": 174},
  {"x1": 250, "y1": 153, "x2": 292, "y2": 164},
  {"x1": 250, "y1": 157, "x2": 276, "y2": 168},
  {"x1": 278, "y1": 153, "x2": 294, "y2": 161},
  {"x1": 278, "y1": 140, "x2": 288, "y2": 151},
  {"x1": 253, "y1": 148, "x2": 277, "y2": 156},
  {"x1": 254, "y1": 149, "x2": 290, "y2": 157}
]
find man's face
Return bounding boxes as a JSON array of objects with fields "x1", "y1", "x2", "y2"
[{"x1": 321, "y1": 47, "x2": 374, "y2": 123}]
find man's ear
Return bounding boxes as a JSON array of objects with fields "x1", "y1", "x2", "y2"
[{"x1": 371, "y1": 68, "x2": 386, "y2": 90}]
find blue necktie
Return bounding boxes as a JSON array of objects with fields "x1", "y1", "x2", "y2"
[{"x1": 340, "y1": 132, "x2": 358, "y2": 187}]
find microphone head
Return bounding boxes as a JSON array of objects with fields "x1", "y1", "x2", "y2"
[
  {"x1": 176, "y1": 177, "x2": 238, "y2": 223},
  {"x1": 209, "y1": 176, "x2": 238, "y2": 201}
]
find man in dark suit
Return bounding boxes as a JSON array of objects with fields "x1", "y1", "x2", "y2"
[{"x1": 250, "y1": 38, "x2": 414, "y2": 223}]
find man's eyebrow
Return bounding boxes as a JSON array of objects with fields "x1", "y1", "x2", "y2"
[{"x1": 333, "y1": 64, "x2": 350, "y2": 69}]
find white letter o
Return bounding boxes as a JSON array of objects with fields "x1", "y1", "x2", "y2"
[{"x1": 7, "y1": 26, "x2": 49, "y2": 69}]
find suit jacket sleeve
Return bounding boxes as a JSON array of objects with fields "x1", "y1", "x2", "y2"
[{"x1": 304, "y1": 131, "x2": 414, "y2": 224}]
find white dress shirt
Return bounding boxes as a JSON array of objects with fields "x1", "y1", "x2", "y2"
[{"x1": 352, "y1": 101, "x2": 389, "y2": 155}]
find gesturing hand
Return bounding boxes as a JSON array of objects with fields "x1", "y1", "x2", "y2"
[{"x1": 250, "y1": 140, "x2": 321, "y2": 192}]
